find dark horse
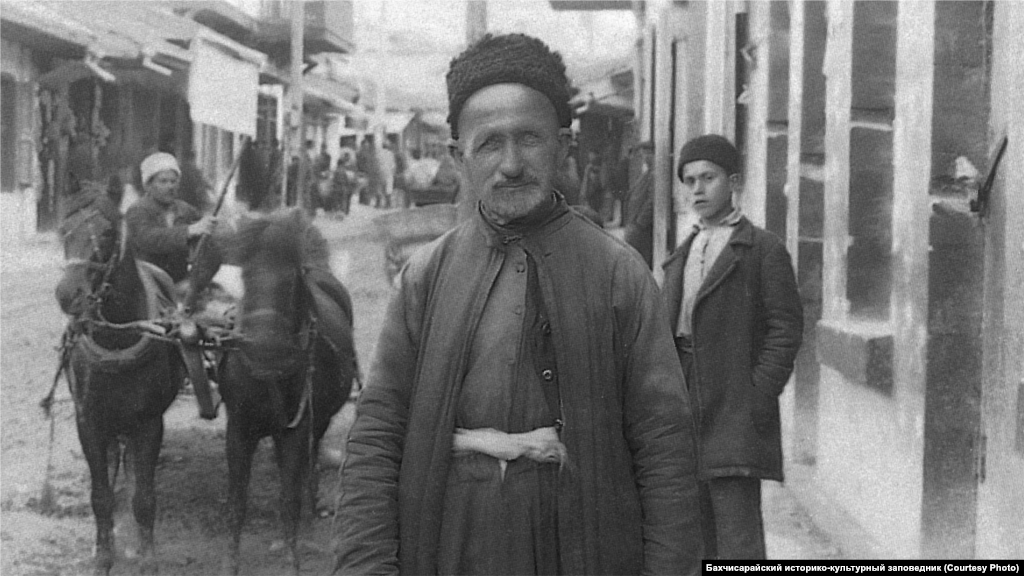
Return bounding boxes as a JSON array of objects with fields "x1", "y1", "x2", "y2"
[
  {"x1": 54, "y1": 185, "x2": 182, "y2": 575},
  {"x1": 218, "y1": 208, "x2": 356, "y2": 575}
]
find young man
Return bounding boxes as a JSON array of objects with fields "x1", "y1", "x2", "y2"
[
  {"x1": 336, "y1": 33, "x2": 702, "y2": 575},
  {"x1": 662, "y1": 134, "x2": 803, "y2": 559}
]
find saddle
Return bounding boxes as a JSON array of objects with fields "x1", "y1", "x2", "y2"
[
  {"x1": 303, "y1": 266, "x2": 353, "y2": 354},
  {"x1": 135, "y1": 260, "x2": 177, "y2": 318}
]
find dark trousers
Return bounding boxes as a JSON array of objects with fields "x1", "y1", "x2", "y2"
[
  {"x1": 699, "y1": 477, "x2": 766, "y2": 559},
  {"x1": 676, "y1": 336, "x2": 767, "y2": 560}
]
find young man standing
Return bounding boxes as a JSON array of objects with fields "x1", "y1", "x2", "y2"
[{"x1": 662, "y1": 134, "x2": 803, "y2": 559}]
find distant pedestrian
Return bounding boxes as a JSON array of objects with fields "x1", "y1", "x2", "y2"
[
  {"x1": 332, "y1": 156, "x2": 354, "y2": 215},
  {"x1": 580, "y1": 149, "x2": 604, "y2": 218},
  {"x1": 379, "y1": 141, "x2": 397, "y2": 209},
  {"x1": 316, "y1": 142, "x2": 332, "y2": 174},
  {"x1": 555, "y1": 141, "x2": 581, "y2": 205},
  {"x1": 663, "y1": 134, "x2": 803, "y2": 560},
  {"x1": 623, "y1": 141, "x2": 655, "y2": 267},
  {"x1": 356, "y1": 136, "x2": 382, "y2": 207},
  {"x1": 177, "y1": 149, "x2": 212, "y2": 213}
]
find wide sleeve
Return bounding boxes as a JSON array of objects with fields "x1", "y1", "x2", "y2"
[
  {"x1": 334, "y1": 261, "x2": 426, "y2": 576},
  {"x1": 752, "y1": 238, "x2": 804, "y2": 396},
  {"x1": 614, "y1": 256, "x2": 703, "y2": 575},
  {"x1": 125, "y1": 202, "x2": 193, "y2": 256}
]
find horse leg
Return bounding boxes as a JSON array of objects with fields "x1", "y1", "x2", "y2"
[
  {"x1": 223, "y1": 416, "x2": 257, "y2": 576},
  {"x1": 273, "y1": 427, "x2": 307, "y2": 576},
  {"x1": 112, "y1": 442, "x2": 140, "y2": 561},
  {"x1": 78, "y1": 423, "x2": 115, "y2": 576},
  {"x1": 307, "y1": 435, "x2": 322, "y2": 516},
  {"x1": 129, "y1": 418, "x2": 164, "y2": 575}
]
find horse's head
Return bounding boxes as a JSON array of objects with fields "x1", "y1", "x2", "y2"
[
  {"x1": 229, "y1": 208, "x2": 329, "y2": 353},
  {"x1": 55, "y1": 185, "x2": 124, "y2": 316}
]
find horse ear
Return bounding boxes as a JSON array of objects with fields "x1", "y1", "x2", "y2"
[{"x1": 106, "y1": 174, "x2": 124, "y2": 207}]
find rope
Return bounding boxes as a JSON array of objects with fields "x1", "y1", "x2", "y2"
[
  {"x1": 287, "y1": 315, "x2": 318, "y2": 430},
  {"x1": 40, "y1": 326, "x2": 75, "y2": 418}
]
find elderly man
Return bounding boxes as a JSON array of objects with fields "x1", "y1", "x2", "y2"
[
  {"x1": 663, "y1": 135, "x2": 803, "y2": 559},
  {"x1": 335, "y1": 33, "x2": 701, "y2": 576}
]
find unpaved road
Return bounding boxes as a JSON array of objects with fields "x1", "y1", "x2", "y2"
[
  {"x1": 1, "y1": 205, "x2": 392, "y2": 576},
  {"x1": 1, "y1": 202, "x2": 840, "y2": 576}
]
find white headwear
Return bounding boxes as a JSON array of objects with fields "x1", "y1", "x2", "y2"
[{"x1": 140, "y1": 152, "x2": 180, "y2": 186}]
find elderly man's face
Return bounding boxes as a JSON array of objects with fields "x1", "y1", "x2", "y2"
[{"x1": 455, "y1": 83, "x2": 568, "y2": 223}]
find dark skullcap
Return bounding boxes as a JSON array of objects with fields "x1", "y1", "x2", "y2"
[
  {"x1": 446, "y1": 33, "x2": 573, "y2": 140},
  {"x1": 676, "y1": 134, "x2": 742, "y2": 180}
]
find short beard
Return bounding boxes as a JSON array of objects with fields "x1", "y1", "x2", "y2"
[{"x1": 482, "y1": 186, "x2": 550, "y2": 224}]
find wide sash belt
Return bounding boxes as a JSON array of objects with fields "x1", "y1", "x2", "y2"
[{"x1": 452, "y1": 426, "x2": 567, "y2": 467}]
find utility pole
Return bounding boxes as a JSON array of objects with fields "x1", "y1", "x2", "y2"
[
  {"x1": 466, "y1": 0, "x2": 487, "y2": 45},
  {"x1": 285, "y1": 0, "x2": 305, "y2": 208},
  {"x1": 374, "y1": 2, "x2": 387, "y2": 157}
]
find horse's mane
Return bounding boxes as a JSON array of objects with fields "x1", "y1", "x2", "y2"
[
  {"x1": 60, "y1": 181, "x2": 122, "y2": 234},
  {"x1": 229, "y1": 208, "x2": 330, "y2": 270}
]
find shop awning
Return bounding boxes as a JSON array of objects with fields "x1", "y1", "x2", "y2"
[{"x1": 303, "y1": 73, "x2": 363, "y2": 117}]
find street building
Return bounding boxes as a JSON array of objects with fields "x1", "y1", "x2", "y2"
[
  {"x1": 1, "y1": 0, "x2": 362, "y2": 234},
  {"x1": 554, "y1": 0, "x2": 1023, "y2": 560}
]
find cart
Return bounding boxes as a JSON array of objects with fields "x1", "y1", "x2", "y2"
[{"x1": 373, "y1": 204, "x2": 459, "y2": 287}]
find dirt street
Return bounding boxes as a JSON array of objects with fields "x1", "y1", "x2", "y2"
[
  {"x1": 1, "y1": 205, "x2": 391, "y2": 576},
  {"x1": 1, "y1": 202, "x2": 839, "y2": 576}
]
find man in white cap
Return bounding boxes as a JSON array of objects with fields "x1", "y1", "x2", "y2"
[{"x1": 125, "y1": 151, "x2": 219, "y2": 285}]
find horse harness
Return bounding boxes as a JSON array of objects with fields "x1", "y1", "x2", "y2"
[
  {"x1": 224, "y1": 267, "x2": 323, "y2": 430},
  {"x1": 45, "y1": 215, "x2": 203, "y2": 417}
]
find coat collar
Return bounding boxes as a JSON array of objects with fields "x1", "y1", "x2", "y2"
[{"x1": 662, "y1": 215, "x2": 755, "y2": 269}]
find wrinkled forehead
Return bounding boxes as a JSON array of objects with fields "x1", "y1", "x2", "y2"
[{"x1": 456, "y1": 84, "x2": 560, "y2": 145}]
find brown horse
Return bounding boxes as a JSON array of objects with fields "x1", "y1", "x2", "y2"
[
  {"x1": 54, "y1": 185, "x2": 182, "y2": 575},
  {"x1": 218, "y1": 208, "x2": 356, "y2": 576}
]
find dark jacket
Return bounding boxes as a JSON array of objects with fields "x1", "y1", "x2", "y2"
[
  {"x1": 125, "y1": 196, "x2": 201, "y2": 283},
  {"x1": 337, "y1": 200, "x2": 702, "y2": 575},
  {"x1": 623, "y1": 170, "x2": 654, "y2": 267},
  {"x1": 661, "y1": 217, "x2": 803, "y2": 481}
]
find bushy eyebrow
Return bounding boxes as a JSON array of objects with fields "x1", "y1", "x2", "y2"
[{"x1": 467, "y1": 126, "x2": 546, "y2": 151}]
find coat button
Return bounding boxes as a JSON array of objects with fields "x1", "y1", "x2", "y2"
[
  {"x1": 514, "y1": 305, "x2": 523, "y2": 315},
  {"x1": 542, "y1": 321, "x2": 551, "y2": 335},
  {"x1": 542, "y1": 369, "x2": 554, "y2": 381},
  {"x1": 516, "y1": 262, "x2": 526, "y2": 273}
]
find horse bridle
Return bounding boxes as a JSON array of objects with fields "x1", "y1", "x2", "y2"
[
  {"x1": 233, "y1": 267, "x2": 319, "y2": 430},
  {"x1": 62, "y1": 216, "x2": 126, "y2": 323}
]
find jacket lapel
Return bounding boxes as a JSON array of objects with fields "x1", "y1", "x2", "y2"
[
  {"x1": 695, "y1": 217, "x2": 753, "y2": 305},
  {"x1": 661, "y1": 228, "x2": 698, "y2": 326}
]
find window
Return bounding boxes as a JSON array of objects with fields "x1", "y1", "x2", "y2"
[{"x1": 1, "y1": 75, "x2": 16, "y2": 193}]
